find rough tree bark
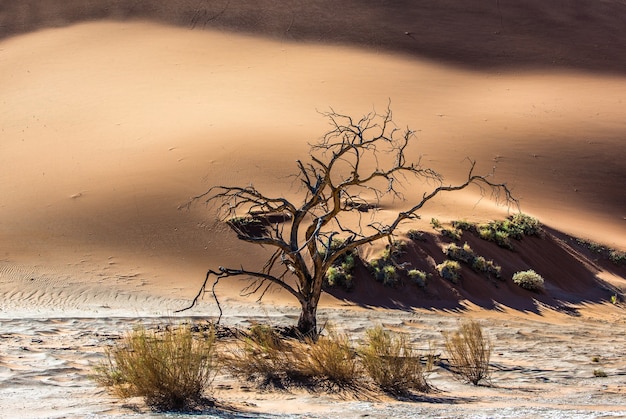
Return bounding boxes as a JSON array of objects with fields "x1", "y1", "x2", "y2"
[{"x1": 177, "y1": 106, "x2": 515, "y2": 336}]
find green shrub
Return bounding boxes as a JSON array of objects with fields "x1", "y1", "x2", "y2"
[
  {"x1": 593, "y1": 369, "x2": 608, "y2": 378},
  {"x1": 430, "y1": 218, "x2": 442, "y2": 229},
  {"x1": 342, "y1": 253, "x2": 356, "y2": 271},
  {"x1": 493, "y1": 230, "x2": 513, "y2": 249},
  {"x1": 436, "y1": 260, "x2": 462, "y2": 283},
  {"x1": 476, "y1": 214, "x2": 542, "y2": 249},
  {"x1": 441, "y1": 227, "x2": 462, "y2": 241},
  {"x1": 407, "y1": 229, "x2": 426, "y2": 241},
  {"x1": 323, "y1": 248, "x2": 357, "y2": 290},
  {"x1": 512, "y1": 270, "x2": 544, "y2": 291},
  {"x1": 325, "y1": 266, "x2": 353, "y2": 289},
  {"x1": 471, "y1": 256, "x2": 502, "y2": 278},
  {"x1": 443, "y1": 320, "x2": 491, "y2": 385},
  {"x1": 408, "y1": 269, "x2": 428, "y2": 287},
  {"x1": 452, "y1": 219, "x2": 476, "y2": 231},
  {"x1": 380, "y1": 241, "x2": 406, "y2": 261},
  {"x1": 477, "y1": 224, "x2": 494, "y2": 241},
  {"x1": 359, "y1": 326, "x2": 430, "y2": 395},
  {"x1": 477, "y1": 223, "x2": 512, "y2": 248},
  {"x1": 368, "y1": 243, "x2": 407, "y2": 287},
  {"x1": 509, "y1": 213, "x2": 542, "y2": 237},
  {"x1": 445, "y1": 243, "x2": 475, "y2": 263},
  {"x1": 443, "y1": 243, "x2": 501, "y2": 279},
  {"x1": 318, "y1": 238, "x2": 347, "y2": 260},
  {"x1": 94, "y1": 325, "x2": 218, "y2": 411},
  {"x1": 382, "y1": 264, "x2": 398, "y2": 286},
  {"x1": 609, "y1": 250, "x2": 626, "y2": 265}
]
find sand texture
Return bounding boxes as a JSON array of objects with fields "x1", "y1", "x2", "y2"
[{"x1": 1, "y1": 1, "x2": 625, "y2": 417}]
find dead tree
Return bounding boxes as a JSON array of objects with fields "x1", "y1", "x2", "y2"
[{"x1": 178, "y1": 106, "x2": 515, "y2": 335}]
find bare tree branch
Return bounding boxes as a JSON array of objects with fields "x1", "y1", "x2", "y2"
[{"x1": 178, "y1": 106, "x2": 516, "y2": 335}]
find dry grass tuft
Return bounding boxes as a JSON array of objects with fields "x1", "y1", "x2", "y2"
[
  {"x1": 443, "y1": 320, "x2": 491, "y2": 385},
  {"x1": 303, "y1": 329, "x2": 360, "y2": 387},
  {"x1": 359, "y1": 326, "x2": 430, "y2": 395},
  {"x1": 94, "y1": 325, "x2": 218, "y2": 412},
  {"x1": 221, "y1": 324, "x2": 302, "y2": 387},
  {"x1": 223, "y1": 324, "x2": 359, "y2": 388}
]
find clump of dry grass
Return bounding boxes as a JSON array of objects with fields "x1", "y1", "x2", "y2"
[
  {"x1": 94, "y1": 325, "x2": 218, "y2": 411},
  {"x1": 223, "y1": 324, "x2": 359, "y2": 388},
  {"x1": 359, "y1": 326, "x2": 430, "y2": 395},
  {"x1": 443, "y1": 320, "x2": 491, "y2": 385},
  {"x1": 304, "y1": 329, "x2": 360, "y2": 387},
  {"x1": 221, "y1": 324, "x2": 301, "y2": 387}
]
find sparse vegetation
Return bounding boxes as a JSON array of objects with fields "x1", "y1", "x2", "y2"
[
  {"x1": 444, "y1": 243, "x2": 501, "y2": 279},
  {"x1": 512, "y1": 270, "x2": 544, "y2": 292},
  {"x1": 478, "y1": 223, "x2": 513, "y2": 249},
  {"x1": 407, "y1": 229, "x2": 426, "y2": 241},
  {"x1": 441, "y1": 227, "x2": 463, "y2": 241},
  {"x1": 452, "y1": 219, "x2": 476, "y2": 232},
  {"x1": 382, "y1": 241, "x2": 407, "y2": 260},
  {"x1": 359, "y1": 326, "x2": 430, "y2": 395},
  {"x1": 509, "y1": 213, "x2": 543, "y2": 237},
  {"x1": 94, "y1": 325, "x2": 218, "y2": 412},
  {"x1": 436, "y1": 259, "x2": 462, "y2": 283},
  {"x1": 445, "y1": 242, "x2": 475, "y2": 263},
  {"x1": 367, "y1": 242, "x2": 407, "y2": 287},
  {"x1": 576, "y1": 239, "x2": 626, "y2": 266},
  {"x1": 609, "y1": 249, "x2": 626, "y2": 265},
  {"x1": 324, "y1": 247, "x2": 357, "y2": 290},
  {"x1": 471, "y1": 256, "x2": 502, "y2": 278},
  {"x1": 593, "y1": 368, "x2": 608, "y2": 378},
  {"x1": 443, "y1": 320, "x2": 491, "y2": 386},
  {"x1": 408, "y1": 269, "x2": 428, "y2": 287},
  {"x1": 577, "y1": 238, "x2": 605, "y2": 254},
  {"x1": 382, "y1": 265, "x2": 398, "y2": 286},
  {"x1": 477, "y1": 213, "x2": 542, "y2": 249}
]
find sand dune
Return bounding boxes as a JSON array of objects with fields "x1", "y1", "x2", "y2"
[
  {"x1": 1, "y1": 2, "x2": 626, "y2": 417},
  {"x1": 1, "y1": 22, "x2": 624, "y2": 273},
  {"x1": 3, "y1": 0, "x2": 626, "y2": 74}
]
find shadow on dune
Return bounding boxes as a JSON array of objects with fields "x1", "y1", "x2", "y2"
[
  {"x1": 2, "y1": 0, "x2": 626, "y2": 74},
  {"x1": 326, "y1": 229, "x2": 623, "y2": 315}
]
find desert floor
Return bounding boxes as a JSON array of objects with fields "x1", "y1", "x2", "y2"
[{"x1": 1, "y1": 1, "x2": 625, "y2": 417}]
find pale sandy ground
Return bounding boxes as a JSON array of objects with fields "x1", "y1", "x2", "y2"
[
  {"x1": 1, "y1": 294, "x2": 626, "y2": 418},
  {"x1": 1, "y1": 5, "x2": 626, "y2": 417}
]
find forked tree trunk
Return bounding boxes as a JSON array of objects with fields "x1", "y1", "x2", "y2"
[{"x1": 297, "y1": 299, "x2": 318, "y2": 336}]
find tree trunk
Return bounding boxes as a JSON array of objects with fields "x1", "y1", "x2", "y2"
[{"x1": 297, "y1": 299, "x2": 318, "y2": 337}]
